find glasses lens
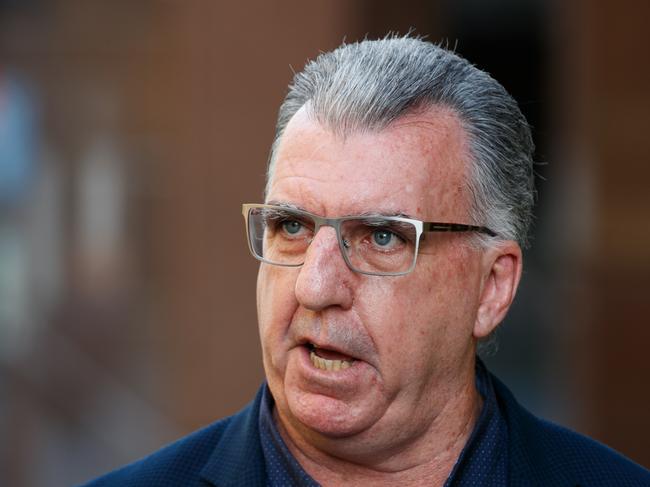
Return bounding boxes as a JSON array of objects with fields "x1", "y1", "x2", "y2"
[
  {"x1": 247, "y1": 206, "x2": 313, "y2": 266},
  {"x1": 245, "y1": 206, "x2": 419, "y2": 275},
  {"x1": 341, "y1": 218, "x2": 418, "y2": 275}
]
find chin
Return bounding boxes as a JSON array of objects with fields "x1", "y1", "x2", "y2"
[{"x1": 283, "y1": 385, "x2": 381, "y2": 439}]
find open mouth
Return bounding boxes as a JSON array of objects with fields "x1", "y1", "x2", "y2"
[{"x1": 307, "y1": 343, "x2": 356, "y2": 371}]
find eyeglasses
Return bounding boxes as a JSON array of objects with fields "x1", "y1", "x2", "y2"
[{"x1": 242, "y1": 203, "x2": 497, "y2": 276}]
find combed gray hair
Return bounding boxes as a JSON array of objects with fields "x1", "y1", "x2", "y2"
[{"x1": 267, "y1": 35, "x2": 535, "y2": 248}]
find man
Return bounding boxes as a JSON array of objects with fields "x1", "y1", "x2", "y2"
[{"x1": 84, "y1": 36, "x2": 649, "y2": 486}]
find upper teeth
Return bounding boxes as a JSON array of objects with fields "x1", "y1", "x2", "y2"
[{"x1": 310, "y1": 350, "x2": 353, "y2": 371}]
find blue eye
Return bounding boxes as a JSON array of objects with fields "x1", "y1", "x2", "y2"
[
  {"x1": 372, "y1": 230, "x2": 393, "y2": 246},
  {"x1": 282, "y1": 220, "x2": 302, "y2": 235}
]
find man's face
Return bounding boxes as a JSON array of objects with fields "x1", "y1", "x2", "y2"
[{"x1": 258, "y1": 105, "x2": 487, "y2": 451}]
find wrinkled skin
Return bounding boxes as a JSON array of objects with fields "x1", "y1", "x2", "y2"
[{"x1": 256, "y1": 105, "x2": 522, "y2": 484}]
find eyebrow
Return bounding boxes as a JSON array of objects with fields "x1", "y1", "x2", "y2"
[
  {"x1": 356, "y1": 210, "x2": 415, "y2": 219},
  {"x1": 265, "y1": 201, "x2": 308, "y2": 212},
  {"x1": 265, "y1": 200, "x2": 416, "y2": 220}
]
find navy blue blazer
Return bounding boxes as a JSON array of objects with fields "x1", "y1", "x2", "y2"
[{"x1": 81, "y1": 373, "x2": 649, "y2": 486}]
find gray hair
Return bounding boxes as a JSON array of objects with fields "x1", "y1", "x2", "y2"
[{"x1": 267, "y1": 35, "x2": 535, "y2": 248}]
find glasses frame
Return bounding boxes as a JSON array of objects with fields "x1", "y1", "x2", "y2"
[{"x1": 242, "y1": 203, "x2": 497, "y2": 277}]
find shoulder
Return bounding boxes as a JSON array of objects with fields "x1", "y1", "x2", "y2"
[
  {"x1": 80, "y1": 418, "x2": 232, "y2": 487},
  {"x1": 79, "y1": 387, "x2": 266, "y2": 487},
  {"x1": 490, "y1": 373, "x2": 650, "y2": 486}
]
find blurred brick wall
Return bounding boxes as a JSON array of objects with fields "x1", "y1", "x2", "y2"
[
  {"x1": 1, "y1": 2, "x2": 648, "y2": 485},
  {"x1": 563, "y1": 0, "x2": 650, "y2": 465}
]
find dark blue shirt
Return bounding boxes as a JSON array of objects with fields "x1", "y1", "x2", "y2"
[{"x1": 259, "y1": 359, "x2": 508, "y2": 486}]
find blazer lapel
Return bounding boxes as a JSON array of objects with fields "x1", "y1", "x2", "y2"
[{"x1": 200, "y1": 386, "x2": 267, "y2": 487}]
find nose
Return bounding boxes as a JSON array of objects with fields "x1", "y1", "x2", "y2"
[{"x1": 294, "y1": 225, "x2": 354, "y2": 311}]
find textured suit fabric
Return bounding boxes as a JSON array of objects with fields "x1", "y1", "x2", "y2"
[{"x1": 80, "y1": 370, "x2": 650, "y2": 487}]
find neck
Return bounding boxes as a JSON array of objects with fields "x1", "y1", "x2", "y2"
[{"x1": 273, "y1": 374, "x2": 483, "y2": 487}]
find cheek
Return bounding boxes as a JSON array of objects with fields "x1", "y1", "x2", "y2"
[
  {"x1": 361, "y1": 250, "x2": 480, "y2": 370},
  {"x1": 421, "y1": 241, "x2": 482, "y2": 309},
  {"x1": 257, "y1": 266, "x2": 299, "y2": 345},
  {"x1": 356, "y1": 279, "x2": 434, "y2": 363}
]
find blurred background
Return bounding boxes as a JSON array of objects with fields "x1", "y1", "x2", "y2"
[{"x1": 0, "y1": 0, "x2": 648, "y2": 485}]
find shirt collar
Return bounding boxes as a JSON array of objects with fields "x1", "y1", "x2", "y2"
[
  {"x1": 259, "y1": 385, "x2": 320, "y2": 486},
  {"x1": 444, "y1": 358, "x2": 509, "y2": 486}
]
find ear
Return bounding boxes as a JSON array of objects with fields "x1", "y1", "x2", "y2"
[{"x1": 473, "y1": 241, "x2": 523, "y2": 339}]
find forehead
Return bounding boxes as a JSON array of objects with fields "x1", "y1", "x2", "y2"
[{"x1": 268, "y1": 106, "x2": 472, "y2": 220}]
